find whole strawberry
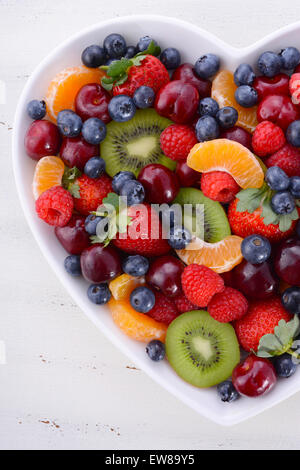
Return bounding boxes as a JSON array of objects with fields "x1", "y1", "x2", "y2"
[
  {"x1": 147, "y1": 291, "x2": 179, "y2": 325},
  {"x1": 71, "y1": 173, "x2": 112, "y2": 216}
]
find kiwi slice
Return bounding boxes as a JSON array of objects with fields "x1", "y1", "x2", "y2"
[
  {"x1": 166, "y1": 310, "x2": 240, "y2": 388},
  {"x1": 100, "y1": 109, "x2": 176, "y2": 177},
  {"x1": 173, "y1": 188, "x2": 231, "y2": 242}
]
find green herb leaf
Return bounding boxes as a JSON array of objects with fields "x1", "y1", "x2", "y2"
[
  {"x1": 257, "y1": 316, "x2": 300, "y2": 358},
  {"x1": 102, "y1": 192, "x2": 120, "y2": 211},
  {"x1": 68, "y1": 183, "x2": 81, "y2": 199},
  {"x1": 236, "y1": 187, "x2": 265, "y2": 213},
  {"x1": 135, "y1": 40, "x2": 161, "y2": 57},
  {"x1": 107, "y1": 58, "x2": 133, "y2": 78}
]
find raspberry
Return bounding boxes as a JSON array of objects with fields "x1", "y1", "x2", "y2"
[
  {"x1": 160, "y1": 124, "x2": 197, "y2": 161},
  {"x1": 252, "y1": 121, "x2": 286, "y2": 157},
  {"x1": 181, "y1": 264, "x2": 225, "y2": 307},
  {"x1": 201, "y1": 171, "x2": 240, "y2": 203},
  {"x1": 173, "y1": 292, "x2": 198, "y2": 313},
  {"x1": 234, "y1": 297, "x2": 291, "y2": 352},
  {"x1": 73, "y1": 174, "x2": 112, "y2": 215},
  {"x1": 36, "y1": 186, "x2": 74, "y2": 227},
  {"x1": 147, "y1": 291, "x2": 179, "y2": 325},
  {"x1": 289, "y1": 73, "x2": 300, "y2": 105},
  {"x1": 208, "y1": 287, "x2": 248, "y2": 323},
  {"x1": 265, "y1": 144, "x2": 300, "y2": 177}
]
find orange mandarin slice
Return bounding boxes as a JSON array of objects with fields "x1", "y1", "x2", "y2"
[
  {"x1": 32, "y1": 156, "x2": 65, "y2": 199},
  {"x1": 109, "y1": 274, "x2": 146, "y2": 301}
]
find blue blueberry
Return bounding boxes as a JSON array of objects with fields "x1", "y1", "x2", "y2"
[
  {"x1": 194, "y1": 54, "x2": 220, "y2": 79},
  {"x1": 64, "y1": 255, "x2": 82, "y2": 276},
  {"x1": 27, "y1": 99, "x2": 46, "y2": 120},
  {"x1": 195, "y1": 116, "x2": 220, "y2": 142},
  {"x1": 279, "y1": 47, "x2": 300, "y2": 70},
  {"x1": 168, "y1": 226, "x2": 192, "y2": 250},
  {"x1": 146, "y1": 340, "x2": 165, "y2": 362},
  {"x1": 241, "y1": 234, "x2": 271, "y2": 265},
  {"x1": 287, "y1": 120, "x2": 300, "y2": 147},
  {"x1": 160, "y1": 205, "x2": 182, "y2": 231},
  {"x1": 216, "y1": 106, "x2": 238, "y2": 129},
  {"x1": 281, "y1": 286, "x2": 300, "y2": 315},
  {"x1": 133, "y1": 86, "x2": 155, "y2": 109},
  {"x1": 103, "y1": 33, "x2": 126, "y2": 59},
  {"x1": 235, "y1": 85, "x2": 258, "y2": 108},
  {"x1": 124, "y1": 46, "x2": 137, "y2": 59},
  {"x1": 290, "y1": 176, "x2": 300, "y2": 199},
  {"x1": 199, "y1": 97, "x2": 219, "y2": 117},
  {"x1": 272, "y1": 353, "x2": 297, "y2": 378},
  {"x1": 266, "y1": 166, "x2": 290, "y2": 191},
  {"x1": 84, "y1": 157, "x2": 106, "y2": 179},
  {"x1": 87, "y1": 283, "x2": 111, "y2": 305},
  {"x1": 297, "y1": 220, "x2": 300, "y2": 238},
  {"x1": 271, "y1": 191, "x2": 295, "y2": 215},
  {"x1": 120, "y1": 179, "x2": 145, "y2": 205},
  {"x1": 130, "y1": 286, "x2": 155, "y2": 313},
  {"x1": 122, "y1": 255, "x2": 149, "y2": 277},
  {"x1": 57, "y1": 110, "x2": 82, "y2": 137},
  {"x1": 85, "y1": 214, "x2": 105, "y2": 235},
  {"x1": 112, "y1": 171, "x2": 136, "y2": 194},
  {"x1": 81, "y1": 45, "x2": 106, "y2": 68},
  {"x1": 137, "y1": 36, "x2": 158, "y2": 54},
  {"x1": 217, "y1": 380, "x2": 240, "y2": 403},
  {"x1": 108, "y1": 95, "x2": 136, "y2": 122},
  {"x1": 82, "y1": 118, "x2": 107, "y2": 145},
  {"x1": 234, "y1": 63, "x2": 255, "y2": 86},
  {"x1": 257, "y1": 51, "x2": 282, "y2": 77},
  {"x1": 160, "y1": 48, "x2": 181, "y2": 69}
]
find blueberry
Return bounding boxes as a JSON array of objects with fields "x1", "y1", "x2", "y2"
[
  {"x1": 106, "y1": 58, "x2": 117, "y2": 66},
  {"x1": 103, "y1": 33, "x2": 126, "y2": 59},
  {"x1": 257, "y1": 51, "x2": 282, "y2": 77},
  {"x1": 112, "y1": 171, "x2": 136, "y2": 194},
  {"x1": 234, "y1": 63, "x2": 255, "y2": 86},
  {"x1": 199, "y1": 97, "x2": 219, "y2": 117},
  {"x1": 108, "y1": 95, "x2": 136, "y2": 122},
  {"x1": 160, "y1": 48, "x2": 181, "y2": 69},
  {"x1": 266, "y1": 166, "x2": 290, "y2": 191},
  {"x1": 217, "y1": 380, "x2": 240, "y2": 403},
  {"x1": 133, "y1": 86, "x2": 155, "y2": 109},
  {"x1": 279, "y1": 47, "x2": 300, "y2": 70},
  {"x1": 160, "y1": 205, "x2": 182, "y2": 232},
  {"x1": 272, "y1": 353, "x2": 297, "y2": 378},
  {"x1": 120, "y1": 179, "x2": 145, "y2": 205},
  {"x1": 168, "y1": 226, "x2": 192, "y2": 250},
  {"x1": 130, "y1": 286, "x2": 155, "y2": 313},
  {"x1": 281, "y1": 286, "x2": 300, "y2": 315},
  {"x1": 87, "y1": 283, "x2": 111, "y2": 305},
  {"x1": 137, "y1": 36, "x2": 158, "y2": 54},
  {"x1": 122, "y1": 255, "x2": 149, "y2": 277},
  {"x1": 235, "y1": 85, "x2": 258, "y2": 107},
  {"x1": 271, "y1": 191, "x2": 295, "y2": 215},
  {"x1": 297, "y1": 220, "x2": 300, "y2": 238},
  {"x1": 195, "y1": 116, "x2": 220, "y2": 142},
  {"x1": 85, "y1": 214, "x2": 104, "y2": 235},
  {"x1": 64, "y1": 255, "x2": 81, "y2": 276},
  {"x1": 81, "y1": 45, "x2": 106, "y2": 68},
  {"x1": 194, "y1": 54, "x2": 220, "y2": 79},
  {"x1": 289, "y1": 176, "x2": 300, "y2": 198},
  {"x1": 216, "y1": 106, "x2": 238, "y2": 129},
  {"x1": 241, "y1": 234, "x2": 271, "y2": 264},
  {"x1": 57, "y1": 109, "x2": 82, "y2": 137},
  {"x1": 124, "y1": 46, "x2": 137, "y2": 59},
  {"x1": 82, "y1": 117, "x2": 107, "y2": 145},
  {"x1": 27, "y1": 99, "x2": 46, "y2": 120},
  {"x1": 287, "y1": 120, "x2": 300, "y2": 147},
  {"x1": 146, "y1": 340, "x2": 165, "y2": 362},
  {"x1": 84, "y1": 156, "x2": 106, "y2": 179}
]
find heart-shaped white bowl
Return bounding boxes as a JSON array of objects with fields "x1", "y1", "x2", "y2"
[{"x1": 13, "y1": 15, "x2": 300, "y2": 426}]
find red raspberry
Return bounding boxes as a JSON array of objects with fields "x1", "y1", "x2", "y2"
[
  {"x1": 36, "y1": 186, "x2": 74, "y2": 227},
  {"x1": 173, "y1": 292, "x2": 198, "y2": 313},
  {"x1": 181, "y1": 264, "x2": 225, "y2": 307},
  {"x1": 265, "y1": 144, "x2": 300, "y2": 177},
  {"x1": 147, "y1": 291, "x2": 179, "y2": 325},
  {"x1": 208, "y1": 287, "x2": 248, "y2": 323},
  {"x1": 73, "y1": 174, "x2": 112, "y2": 216},
  {"x1": 201, "y1": 171, "x2": 240, "y2": 203},
  {"x1": 289, "y1": 73, "x2": 300, "y2": 105},
  {"x1": 160, "y1": 124, "x2": 198, "y2": 161},
  {"x1": 252, "y1": 121, "x2": 286, "y2": 157}
]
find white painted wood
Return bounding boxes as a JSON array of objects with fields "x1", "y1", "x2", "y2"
[{"x1": 2, "y1": 0, "x2": 300, "y2": 450}]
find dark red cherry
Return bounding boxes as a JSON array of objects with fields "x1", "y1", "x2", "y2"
[
  {"x1": 253, "y1": 73, "x2": 290, "y2": 101},
  {"x1": 155, "y1": 80, "x2": 199, "y2": 124},
  {"x1": 274, "y1": 238, "x2": 300, "y2": 285},
  {"x1": 55, "y1": 215, "x2": 90, "y2": 255},
  {"x1": 146, "y1": 255, "x2": 184, "y2": 297},
  {"x1": 138, "y1": 164, "x2": 180, "y2": 204},
  {"x1": 257, "y1": 94, "x2": 300, "y2": 130},
  {"x1": 172, "y1": 63, "x2": 211, "y2": 98},
  {"x1": 25, "y1": 120, "x2": 61, "y2": 160},
  {"x1": 232, "y1": 259, "x2": 279, "y2": 300},
  {"x1": 220, "y1": 126, "x2": 252, "y2": 150},
  {"x1": 75, "y1": 83, "x2": 111, "y2": 123},
  {"x1": 295, "y1": 64, "x2": 300, "y2": 73},
  {"x1": 80, "y1": 244, "x2": 121, "y2": 283},
  {"x1": 232, "y1": 355, "x2": 277, "y2": 397},
  {"x1": 60, "y1": 136, "x2": 99, "y2": 171},
  {"x1": 175, "y1": 161, "x2": 200, "y2": 187}
]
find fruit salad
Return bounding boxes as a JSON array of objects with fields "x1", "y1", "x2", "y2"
[{"x1": 24, "y1": 33, "x2": 300, "y2": 402}]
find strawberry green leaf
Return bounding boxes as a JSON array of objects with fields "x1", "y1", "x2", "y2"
[
  {"x1": 102, "y1": 192, "x2": 120, "y2": 211},
  {"x1": 107, "y1": 58, "x2": 133, "y2": 78},
  {"x1": 68, "y1": 183, "x2": 81, "y2": 199},
  {"x1": 236, "y1": 187, "x2": 265, "y2": 213},
  {"x1": 135, "y1": 40, "x2": 161, "y2": 57}
]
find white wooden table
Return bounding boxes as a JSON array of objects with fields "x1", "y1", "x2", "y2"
[{"x1": 2, "y1": 0, "x2": 300, "y2": 450}]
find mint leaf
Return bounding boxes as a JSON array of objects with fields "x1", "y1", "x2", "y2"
[{"x1": 257, "y1": 316, "x2": 300, "y2": 358}]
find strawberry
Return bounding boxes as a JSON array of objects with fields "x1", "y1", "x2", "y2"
[{"x1": 70, "y1": 173, "x2": 112, "y2": 216}]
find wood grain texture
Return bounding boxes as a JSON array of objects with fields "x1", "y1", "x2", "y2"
[{"x1": 1, "y1": 0, "x2": 300, "y2": 450}]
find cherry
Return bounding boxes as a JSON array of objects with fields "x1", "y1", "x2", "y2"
[
  {"x1": 80, "y1": 244, "x2": 121, "y2": 283},
  {"x1": 295, "y1": 64, "x2": 300, "y2": 73},
  {"x1": 55, "y1": 215, "x2": 91, "y2": 255},
  {"x1": 25, "y1": 120, "x2": 61, "y2": 160},
  {"x1": 220, "y1": 126, "x2": 252, "y2": 150},
  {"x1": 138, "y1": 164, "x2": 180, "y2": 204},
  {"x1": 274, "y1": 238, "x2": 300, "y2": 285},
  {"x1": 232, "y1": 355, "x2": 277, "y2": 397},
  {"x1": 75, "y1": 83, "x2": 111, "y2": 123},
  {"x1": 232, "y1": 259, "x2": 279, "y2": 300},
  {"x1": 257, "y1": 94, "x2": 300, "y2": 130},
  {"x1": 155, "y1": 80, "x2": 199, "y2": 124},
  {"x1": 146, "y1": 255, "x2": 184, "y2": 297},
  {"x1": 175, "y1": 161, "x2": 200, "y2": 187},
  {"x1": 253, "y1": 73, "x2": 290, "y2": 101},
  {"x1": 60, "y1": 136, "x2": 99, "y2": 171},
  {"x1": 172, "y1": 63, "x2": 211, "y2": 98}
]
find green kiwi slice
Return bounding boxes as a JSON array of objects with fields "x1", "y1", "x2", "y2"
[
  {"x1": 173, "y1": 187, "x2": 231, "y2": 243},
  {"x1": 100, "y1": 109, "x2": 176, "y2": 177},
  {"x1": 166, "y1": 310, "x2": 240, "y2": 388}
]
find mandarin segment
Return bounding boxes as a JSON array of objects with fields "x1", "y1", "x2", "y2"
[
  {"x1": 32, "y1": 156, "x2": 65, "y2": 199},
  {"x1": 109, "y1": 274, "x2": 146, "y2": 300}
]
